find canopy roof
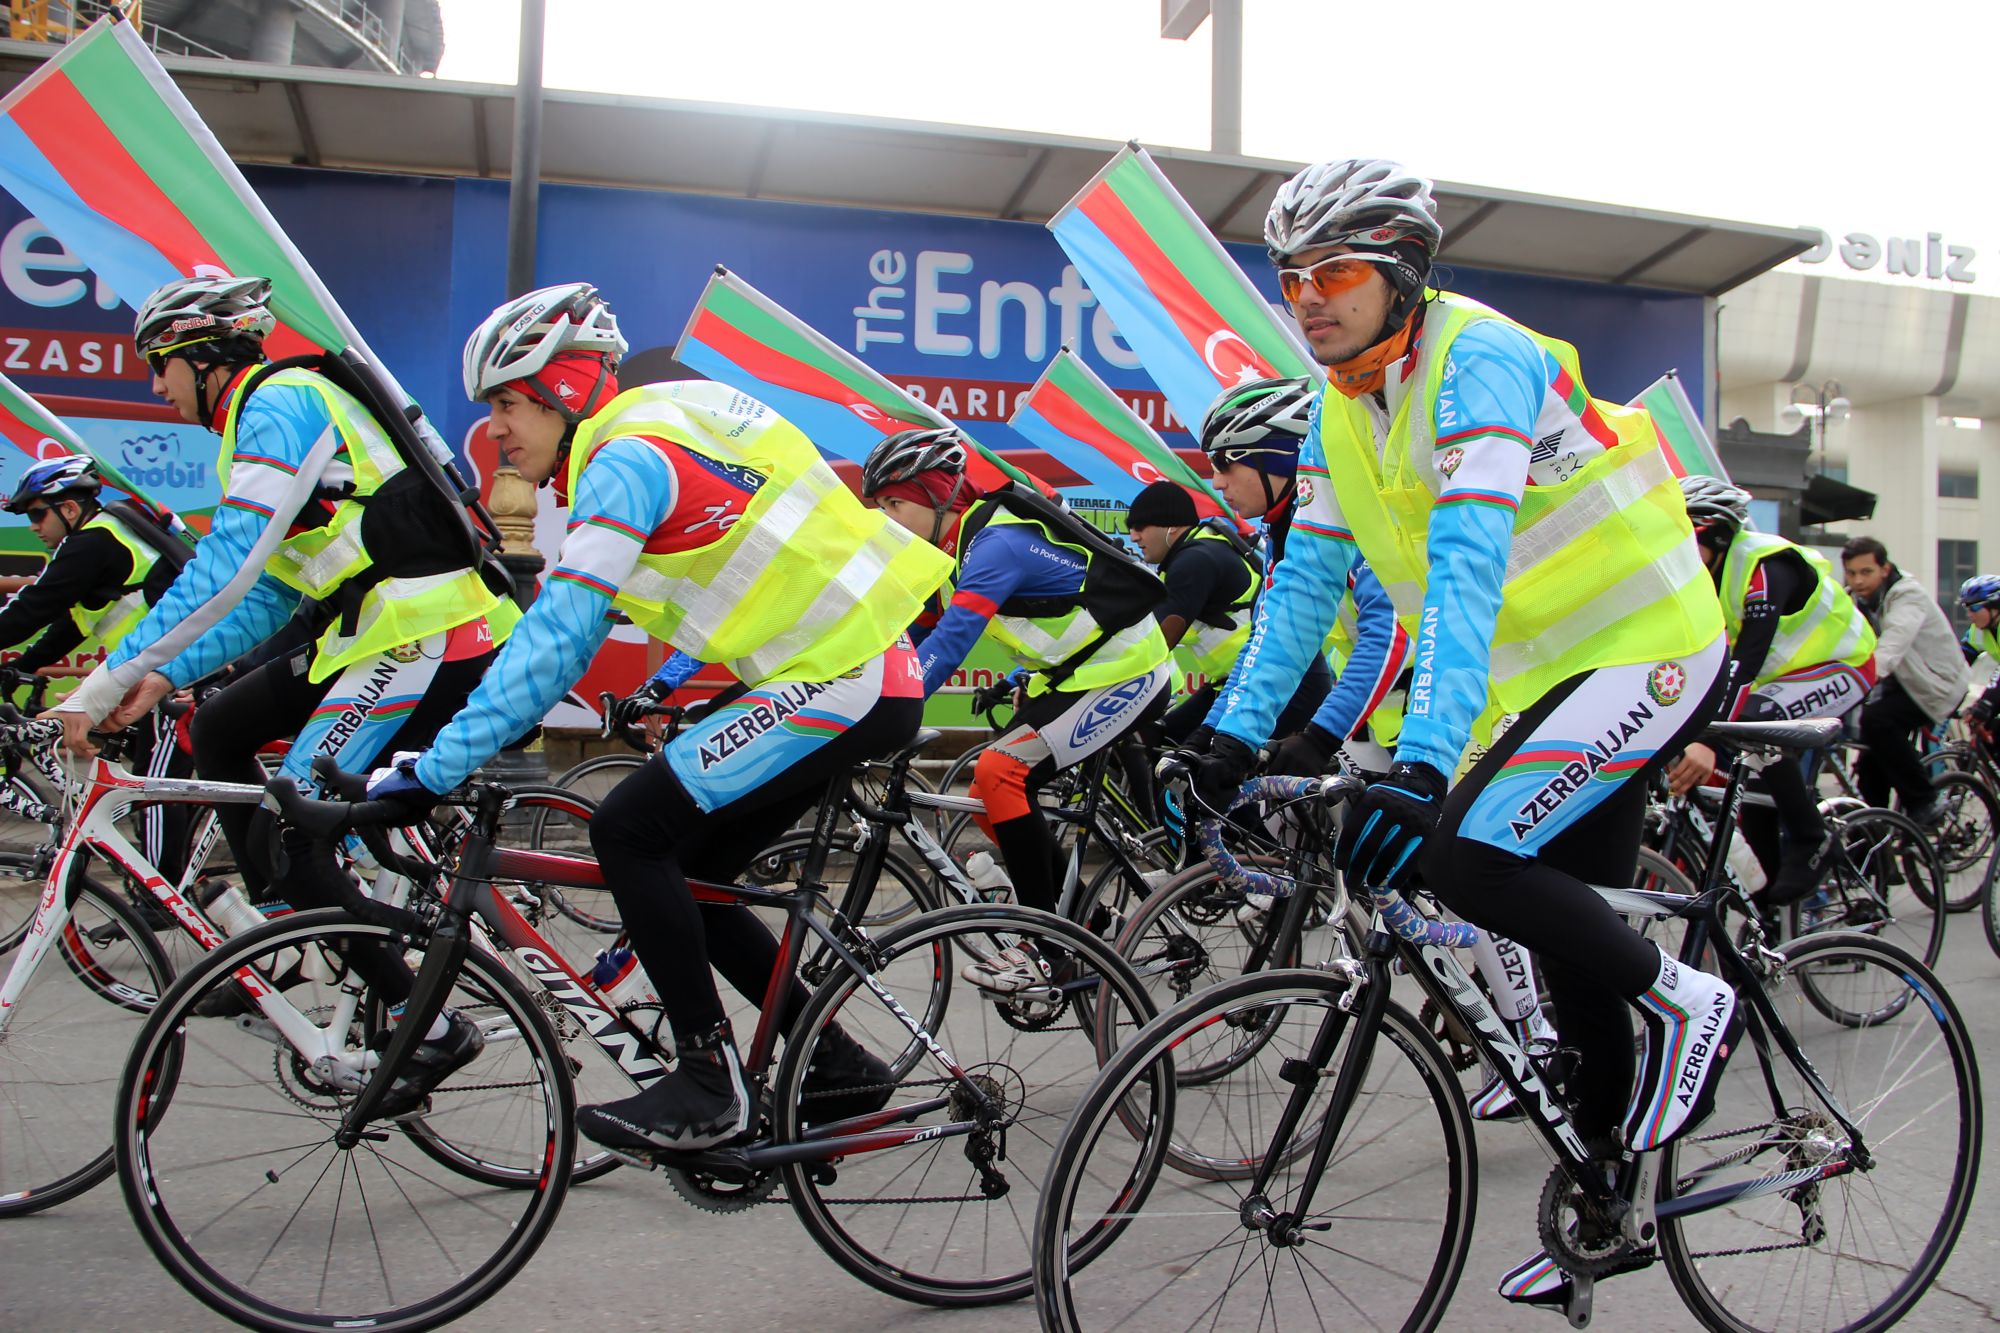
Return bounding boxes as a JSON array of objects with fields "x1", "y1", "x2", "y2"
[{"x1": 0, "y1": 37, "x2": 1814, "y2": 297}]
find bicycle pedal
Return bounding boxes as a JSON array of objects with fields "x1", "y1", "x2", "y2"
[{"x1": 604, "y1": 1147, "x2": 662, "y2": 1171}]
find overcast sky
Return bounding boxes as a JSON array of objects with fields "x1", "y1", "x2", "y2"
[{"x1": 433, "y1": 0, "x2": 1997, "y2": 286}]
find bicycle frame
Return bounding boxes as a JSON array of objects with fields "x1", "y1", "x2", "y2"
[
  {"x1": 327, "y1": 784, "x2": 1011, "y2": 1167},
  {"x1": 0, "y1": 753, "x2": 260, "y2": 1032}
]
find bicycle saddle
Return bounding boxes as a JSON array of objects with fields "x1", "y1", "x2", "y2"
[{"x1": 1700, "y1": 718, "x2": 1843, "y2": 751}]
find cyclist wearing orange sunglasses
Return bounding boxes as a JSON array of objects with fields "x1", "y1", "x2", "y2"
[{"x1": 1184, "y1": 158, "x2": 1736, "y2": 1311}]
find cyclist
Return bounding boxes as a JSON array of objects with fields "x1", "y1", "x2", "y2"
[
  {"x1": 1958, "y1": 574, "x2": 2000, "y2": 756},
  {"x1": 50, "y1": 274, "x2": 517, "y2": 1115},
  {"x1": 1183, "y1": 161, "x2": 1739, "y2": 1303},
  {"x1": 367, "y1": 283, "x2": 952, "y2": 1153},
  {"x1": 861, "y1": 427, "x2": 1169, "y2": 988},
  {"x1": 0, "y1": 455, "x2": 194, "y2": 876},
  {"x1": 1840, "y1": 536, "x2": 1964, "y2": 824},
  {"x1": 1196, "y1": 376, "x2": 1406, "y2": 774},
  {"x1": 1666, "y1": 476, "x2": 1875, "y2": 905}
]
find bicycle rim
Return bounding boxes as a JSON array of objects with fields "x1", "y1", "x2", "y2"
[
  {"x1": 1658, "y1": 936, "x2": 1981, "y2": 1333},
  {"x1": 1925, "y1": 771, "x2": 1996, "y2": 910},
  {"x1": 1037, "y1": 970, "x2": 1475, "y2": 1333},
  {"x1": 774, "y1": 904, "x2": 1156, "y2": 1306},
  {"x1": 1792, "y1": 810, "x2": 1944, "y2": 969},
  {"x1": 116, "y1": 913, "x2": 574, "y2": 1333},
  {"x1": 0, "y1": 878, "x2": 176, "y2": 1217}
]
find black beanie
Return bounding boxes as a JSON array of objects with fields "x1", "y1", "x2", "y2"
[{"x1": 1126, "y1": 480, "x2": 1200, "y2": 530}]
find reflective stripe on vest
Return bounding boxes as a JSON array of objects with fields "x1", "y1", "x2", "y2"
[
  {"x1": 219, "y1": 367, "x2": 509, "y2": 681},
  {"x1": 943, "y1": 504, "x2": 1169, "y2": 696},
  {"x1": 67, "y1": 511, "x2": 157, "y2": 650},
  {"x1": 1314, "y1": 292, "x2": 1722, "y2": 715},
  {"x1": 1719, "y1": 530, "x2": 1876, "y2": 684},
  {"x1": 1967, "y1": 624, "x2": 2000, "y2": 662},
  {"x1": 567, "y1": 381, "x2": 951, "y2": 684},
  {"x1": 1177, "y1": 525, "x2": 1262, "y2": 679}
]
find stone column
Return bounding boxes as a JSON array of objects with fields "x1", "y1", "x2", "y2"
[{"x1": 482, "y1": 463, "x2": 550, "y2": 792}]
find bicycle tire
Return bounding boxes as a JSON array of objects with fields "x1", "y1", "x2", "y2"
[
  {"x1": 1923, "y1": 769, "x2": 1998, "y2": 911},
  {"x1": 0, "y1": 774, "x2": 57, "y2": 953},
  {"x1": 1658, "y1": 934, "x2": 1981, "y2": 1333},
  {"x1": 745, "y1": 827, "x2": 941, "y2": 929},
  {"x1": 773, "y1": 903, "x2": 1157, "y2": 1307},
  {"x1": 550, "y1": 751, "x2": 645, "y2": 807},
  {"x1": 0, "y1": 875, "x2": 177, "y2": 1218},
  {"x1": 1789, "y1": 807, "x2": 1945, "y2": 973},
  {"x1": 115, "y1": 911, "x2": 575, "y2": 1333},
  {"x1": 1034, "y1": 969, "x2": 1476, "y2": 1333}
]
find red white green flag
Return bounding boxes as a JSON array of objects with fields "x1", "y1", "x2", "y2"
[
  {"x1": 1049, "y1": 143, "x2": 1319, "y2": 433},
  {"x1": 1631, "y1": 371, "x2": 1729, "y2": 481},
  {"x1": 675, "y1": 266, "x2": 1035, "y2": 491},
  {"x1": 0, "y1": 371, "x2": 170, "y2": 554},
  {"x1": 1012, "y1": 349, "x2": 1241, "y2": 528},
  {"x1": 0, "y1": 14, "x2": 442, "y2": 454}
]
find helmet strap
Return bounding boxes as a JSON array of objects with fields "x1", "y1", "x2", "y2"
[{"x1": 929, "y1": 471, "x2": 969, "y2": 544}]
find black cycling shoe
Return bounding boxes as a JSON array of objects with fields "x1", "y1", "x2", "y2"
[
  {"x1": 373, "y1": 1010, "x2": 486, "y2": 1120},
  {"x1": 578, "y1": 1022, "x2": 751, "y2": 1152},
  {"x1": 799, "y1": 1023, "x2": 894, "y2": 1125},
  {"x1": 1763, "y1": 829, "x2": 1832, "y2": 907}
]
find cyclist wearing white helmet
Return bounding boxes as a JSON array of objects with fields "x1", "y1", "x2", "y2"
[
  {"x1": 51, "y1": 272, "x2": 517, "y2": 1114},
  {"x1": 1185, "y1": 376, "x2": 1406, "y2": 773},
  {"x1": 863, "y1": 427, "x2": 1171, "y2": 985},
  {"x1": 1191, "y1": 157, "x2": 1738, "y2": 1309},
  {"x1": 1958, "y1": 574, "x2": 2000, "y2": 752},
  {"x1": 371, "y1": 283, "x2": 950, "y2": 1153},
  {"x1": 1666, "y1": 475, "x2": 1876, "y2": 904}
]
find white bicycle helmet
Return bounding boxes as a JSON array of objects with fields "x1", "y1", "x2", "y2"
[
  {"x1": 1678, "y1": 474, "x2": 1753, "y2": 534},
  {"x1": 1199, "y1": 377, "x2": 1315, "y2": 475},
  {"x1": 462, "y1": 283, "x2": 628, "y2": 417},
  {"x1": 134, "y1": 275, "x2": 275, "y2": 362},
  {"x1": 1265, "y1": 159, "x2": 1441, "y2": 263}
]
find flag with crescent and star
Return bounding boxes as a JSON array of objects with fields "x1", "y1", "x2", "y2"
[{"x1": 1049, "y1": 143, "x2": 1320, "y2": 433}]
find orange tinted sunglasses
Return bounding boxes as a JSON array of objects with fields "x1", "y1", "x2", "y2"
[{"x1": 1277, "y1": 252, "x2": 1399, "y2": 305}]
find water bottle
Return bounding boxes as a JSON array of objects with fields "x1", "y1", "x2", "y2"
[
  {"x1": 202, "y1": 884, "x2": 305, "y2": 976},
  {"x1": 590, "y1": 946, "x2": 657, "y2": 1009},
  {"x1": 1724, "y1": 836, "x2": 1768, "y2": 893},
  {"x1": 964, "y1": 851, "x2": 1013, "y2": 901}
]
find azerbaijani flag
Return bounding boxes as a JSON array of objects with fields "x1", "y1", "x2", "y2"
[
  {"x1": 1049, "y1": 143, "x2": 1319, "y2": 434},
  {"x1": 675, "y1": 267, "x2": 1034, "y2": 491},
  {"x1": 1012, "y1": 349, "x2": 1241, "y2": 529},
  {"x1": 0, "y1": 371, "x2": 172, "y2": 554},
  {"x1": 1631, "y1": 371, "x2": 1729, "y2": 481},
  {"x1": 0, "y1": 15, "x2": 443, "y2": 457}
]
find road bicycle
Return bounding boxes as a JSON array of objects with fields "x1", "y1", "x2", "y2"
[
  {"x1": 111, "y1": 742, "x2": 1157, "y2": 1332},
  {"x1": 0, "y1": 713, "x2": 616, "y2": 1218},
  {"x1": 1032, "y1": 717, "x2": 1982, "y2": 1333}
]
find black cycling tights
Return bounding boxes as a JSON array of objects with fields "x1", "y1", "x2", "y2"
[
  {"x1": 1422, "y1": 661, "x2": 1726, "y2": 1144},
  {"x1": 189, "y1": 641, "x2": 496, "y2": 1004},
  {"x1": 590, "y1": 695, "x2": 923, "y2": 1044}
]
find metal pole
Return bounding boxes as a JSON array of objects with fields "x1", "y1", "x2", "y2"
[
  {"x1": 1210, "y1": 0, "x2": 1242, "y2": 156},
  {"x1": 504, "y1": 0, "x2": 545, "y2": 298}
]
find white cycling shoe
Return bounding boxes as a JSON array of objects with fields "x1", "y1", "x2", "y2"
[{"x1": 1622, "y1": 946, "x2": 1743, "y2": 1151}]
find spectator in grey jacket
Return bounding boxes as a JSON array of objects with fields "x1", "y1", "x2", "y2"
[{"x1": 1841, "y1": 536, "x2": 1969, "y2": 823}]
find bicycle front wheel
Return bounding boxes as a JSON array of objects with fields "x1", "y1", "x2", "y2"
[
  {"x1": 115, "y1": 911, "x2": 574, "y2": 1333},
  {"x1": 0, "y1": 876, "x2": 175, "y2": 1217},
  {"x1": 773, "y1": 904, "x2": 1157, "y2": 1307},
  {"x1": 1923, "y1": 769, "x2": 1997, "y2": 911},
  {"x1": 1036, "y1": 969, "x2": 1476, "y2": 1333},
  {"x1": 1658, "y1": 935, "x2": 1981, "y2": 1333}
]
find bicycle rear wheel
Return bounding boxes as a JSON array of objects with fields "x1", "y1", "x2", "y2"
[
  {"x1": 1658, "y1": 935, "x2": 1980, "y2": 1333},
  {"x1": 115, "y1": 912, "x2": 574, "y2": 1333},
  {"x1": 1922, "y1": 769, "x2": 1997, "y2": 911},
  {"x1": 1790, "y1": 808, "x2": 1944, "y2": 970},
  {"x1": 1035, "y1": 969, "x2": 1476, "y2": 1333},
  {"x1": 0, "y1": 876, "x2": 175, "y2": 1217},
  {"x1": 772, "y1": 904, "x2": 1156, "y2": 1307}
]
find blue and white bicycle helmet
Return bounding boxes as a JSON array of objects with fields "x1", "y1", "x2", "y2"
[{"x1": 6, "y1": 455, "x2": 100, "y2": 515}]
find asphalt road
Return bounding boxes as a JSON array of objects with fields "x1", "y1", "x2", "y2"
[{"x1": 5, "y1": 901, "x2": 1998, "y2": 1333}]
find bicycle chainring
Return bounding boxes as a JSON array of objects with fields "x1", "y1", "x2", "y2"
[
  {"x1": 274, "y1": 1005, "x2": 359, "y2": 1111},
  {"x1": 1537, "y1": 1163, "x2": 1639, "y2": 1279},
  {"x1": 664, "y1": 1163, "x2": 780, "y2": 1213}
]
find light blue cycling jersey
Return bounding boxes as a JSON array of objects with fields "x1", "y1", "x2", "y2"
[
  {"x1": 98, "y1": 376, "x2": 344, "y2": 695},
  {"x1": 417, "y1": 437, "x2": 684, "y2": 793},
  {"x1": 1209, "y1": 556, "x2": 1403, "y2": 745},
  {"x1": 1214, "y1": 318, "x2": 1552, "y2": 776}
]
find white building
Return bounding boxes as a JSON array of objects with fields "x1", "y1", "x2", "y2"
[{"x1": 1719, "y1": 245, "x2": 1999, "y2": 627}]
